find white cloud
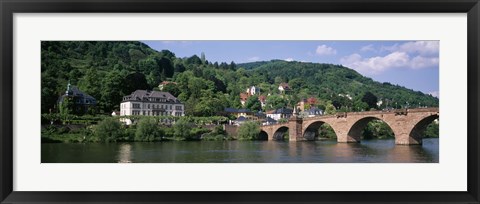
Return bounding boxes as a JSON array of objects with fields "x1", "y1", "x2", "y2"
[
  {"x1": 316, "y1": 45, "x2": 337, "y2": 55},
  {"x1": 247, "y1": 56, "x2": 260, "y2": 61},
  {"x1": 410, "y1": 56, "x2": 439, "y2": 69},
  {"x1": 341, "y1": 41, "x2": 439, "y2": 75},
  {"x1": 383, "y1": 41, "x2": 439, "y2": 56},
  {"x1": 360, "y1": 44, "x2": 375, "y2": 52},
  {"x1": 340, "y1": 51, "x2": 438, "y2": 75},
  {"x1": 284, "y1": 58, "x2": 294, "y2": 62}
]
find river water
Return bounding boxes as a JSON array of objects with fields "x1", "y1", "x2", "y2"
[{"x1": 41, "y1": 138, "x2": 438, "y2": 163}]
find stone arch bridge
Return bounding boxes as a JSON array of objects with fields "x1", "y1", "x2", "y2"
[{"x1": 260, "y1": 108, "x2": 439, "y2": 145}]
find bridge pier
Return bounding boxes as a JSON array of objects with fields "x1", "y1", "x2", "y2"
[{"x1": 288, "y1": 115, "x2": 303, "y2": 141}]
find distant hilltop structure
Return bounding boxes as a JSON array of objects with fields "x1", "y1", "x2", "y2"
[{"x1": 120, "y1": 90, "x2": 184, "y2": 117}]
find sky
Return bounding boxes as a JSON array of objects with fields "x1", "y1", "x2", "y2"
[{"x1": 143, "y1": 40, "x2": 439, "y2": 97}]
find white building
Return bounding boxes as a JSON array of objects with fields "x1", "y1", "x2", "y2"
[
  {"x1": 120, "y1": 90, "x2": 185, "y2": 117},
  {"x1": 266, "y1": 108, "x2": 293, "y2": 121},
  {"x1": 246, "y1": 86, "x2": 260, "y2": 95}
]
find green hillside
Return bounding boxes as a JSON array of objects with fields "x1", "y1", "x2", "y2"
[
  {"x1": 237, "y1": 60, "x2": 438, "y2": 110},
  {"x1": 41, "y1": 41, "x2": 438, "y2": 116}
]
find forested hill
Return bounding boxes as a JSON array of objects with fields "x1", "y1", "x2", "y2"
[
  {"x1": 237, "y1": 60, "x2": 439, "y2": 109},
  {"x1": 41, "y1": 41, "x2": 438, "y2": 116}
]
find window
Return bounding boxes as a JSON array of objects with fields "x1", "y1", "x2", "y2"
[
  {"x1": 175, "y1": 106, "x2": 183, "y2": 110},
  {"x1": 133, "y1": 103, "x2": 140, "y2": 109},
  {"x1": 143, "y1": 111, "x2": 146, "y2": 115},
  {"x1": 148, "y1": 104, "x2": 150, "y2": 109},
  {"x1": 169, "y1": 105, "x2": 172, "y2": 110}
]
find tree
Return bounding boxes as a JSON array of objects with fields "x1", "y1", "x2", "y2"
[
  {"x1": 135, "y1": 118, "x2": 163, "y2": 142},
  {"x1": 95, "y1": 117, "x2": 123, "y2": 143},
  {"x1": 237, "y1": 121, "x2": 260, "y2": 140},
  {"x1": 289, "y1": 78, "x2": 304, "y2": 91},
  {"x1": 173, "y1": 118, "x2": 191, "y2": 140},
  {"x1": 361, "y1": 91, "x2": 378, "y2": 110},
  {"x1": 425, "y1": 121, "x2": 439, "y2": 138},
  {"x1": 162, "y1": 83, "x2": 181, "y2": 97},
  {"x1": 41, "y1": 75, "x2": 59, "y2": 113},
  {"x1": 245, "y1": 96, "x2": 262, "y2": 111},
  {"x1": 122, "y1": 72, "x2": 150, "y2": 94},
  {"x1": 58, "y1": 96, "x2": 74, "y2": 123},
  {"x1": 265, "y1": 95, "x2": 287, "y2": 110},
  {"x1": 78, "y1": 68, "x2": 102, "y2": 101},
  {"x1": 324, "y1": 103, "x2": 337, "y2": 115},
  {"x1": 100, "y1": 70, "x2": 125, "y2": 112}
]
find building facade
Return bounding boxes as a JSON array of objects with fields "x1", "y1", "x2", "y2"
[
  {"x1": 120, "y1": 90, "x2": 184, "y2": 117},
  {"x1": 57, "y1": 82, "x2": 97, "y2": 115},
  {"x1": 266, "y1": 107, "x2": 293, "y2": 121}
]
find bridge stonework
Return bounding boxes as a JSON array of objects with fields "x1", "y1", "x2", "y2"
[{"x1": 260, "y1": 108, "x2": 439, "y2": 145}]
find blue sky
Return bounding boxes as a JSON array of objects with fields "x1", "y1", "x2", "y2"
[{"x1": 143, "y1": 41, "x2": 439, "y2": 97}]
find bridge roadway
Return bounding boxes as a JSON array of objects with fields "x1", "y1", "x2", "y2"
[{"x1": 260, "y1": 107, "x2": 439, "y2": 145}]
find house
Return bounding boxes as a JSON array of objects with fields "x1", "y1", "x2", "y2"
[
  {"x1": 158, "y1": 81, "x2": 177, "y2": 91},
  {"x1": 239, "y1": 93, "x2": 249, "y2": 106},
  {"x1": 297, "y1": 97, "x2": 318, "y2": 111},
  {"x1": 120, "y1": 90, "x2": 184, "y2": 117},
  {"x1": 232, "y1": 116, "x2": 248, "y2": 126},
  {"x1": 303, "y1": 107, "x2": 324, "y2": 117},
  {"x1": 258, "y1": 95, "x2": 267, "y2": 108},
  {"x1": 266, "y1": 107, "x2": 293, "y2": 121},
  {"x1": 278, "y1": 82, "x2": 291, "y2": 93},
  {"x1": 57, "y1": 82, "x2": 97, "y2": 115},
  {"x1": 262, "y1": 117, "x2": 277, "y2": 126},
  {"x1": 240, "y1": 86, "x2": 261, "y2": 106},
  {"x1": 111, "y1": 111, "x2": 120, "y2": 116},
  {"x1": 246, "y1": 86, "x2": 260, "y2": 95},
  {"x1": 223, "y1": 108, "x2": 254, "y2": 118}
]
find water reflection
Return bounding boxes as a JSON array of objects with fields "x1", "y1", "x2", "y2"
[
  {"x1": 41, "y1": 138, "x2": 439, "y2": 163},
  {"x1": 116, "y1": 143, "x2": 132, "y2": 163}
]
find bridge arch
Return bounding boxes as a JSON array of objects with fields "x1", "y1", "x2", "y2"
[
  {"x1": 408, "y1": 114, "x2": 439, "y2": 144},
  {"x1": 303, "y1": 121, "x2": 337, "y2": 141},
  {"x1": 347, "y1": 116, "x2": 395, "y2": 142},
  {"x1": 258, "y1": 130, "x2": 269, "y2": 140},
  {"x1": 272, "y1": 126, "x2": 289, "y2": 140}
]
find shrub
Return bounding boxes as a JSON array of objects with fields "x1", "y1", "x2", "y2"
[
  {"x1": 173, "y1": 119, "x2": 191, "y2": 140},
  {"x1": 237, "y1": 121, "x2": 261, "y2": 140},
  {"x1": 95, "y1": 117, "x2": 123, "y2": 143},
  {"x1": 135, "y1": 118, "x2": 164, "y2": 142}
]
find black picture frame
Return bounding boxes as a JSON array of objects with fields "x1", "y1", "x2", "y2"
[{"x1": 1, "y1": 0, "x2": 479, "y2": 203}]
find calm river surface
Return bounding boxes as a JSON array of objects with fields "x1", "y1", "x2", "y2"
[{"x1": 41, "y1": 138, "x2": 438, "y2": 163}]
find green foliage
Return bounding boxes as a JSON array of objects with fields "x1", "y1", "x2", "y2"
[
  {"x1": 424, "y1": 121, "x2": 439, "y2": 138},
  {"x1": 361, "y1": 91, "x2": 378, "y2": 110},
  {"x1": 237, "y1": 121, "x2": 261, "y2": 140},
  {"x1": 94, "y1": 117, "x2": 123, "y2": 143},
  {"x1": 201, "y1": 126, "x2": 227, "y2": 140},
  {"x1": 362, "y1": 120, "x2": 394, "y2": 140},
  {"x1": 318, "y1": 124, "x2": 337, "y2": 139},
  {"x1": 135, "y1": 118, "x2": 164, "y2": 142},
  {"x1": 265, "y1": 95, "x2": 288, "y2": 110},
  {"x1": 324, "y1": 103, "x2": 337, "y2": 115},
  {"x1": 58, "y1": 97, "x2": 73, "y2": 123},
  {"x1": 42, "y1": 42, "x2": 438, "y2": 119},
  {"x1": 173, "y1": 119, "x2": 192, "y2": 140},
  {"x1": 41, "y1": 41, "x2": 173, "y2": 114},
  {"x1": 245, "y1": 96, "x2": 262, "y2": 111}
]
